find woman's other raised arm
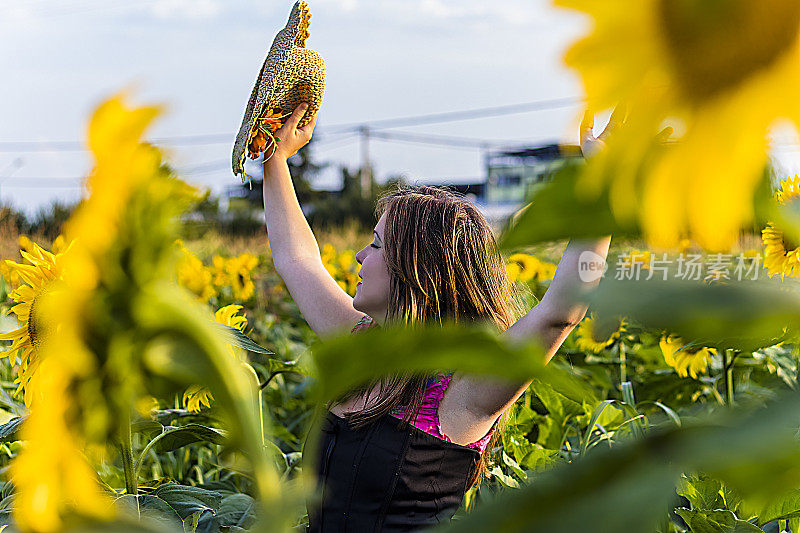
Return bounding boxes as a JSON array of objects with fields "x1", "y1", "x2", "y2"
[
  {"x1": 262, "y1": 104, "x2": 364, "y2": 338},
  {"x1": 452, "y1": 109, "x2": 622, "y2": 421}
]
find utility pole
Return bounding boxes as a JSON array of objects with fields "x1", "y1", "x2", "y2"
[{"x1": 359, "y1": 125, "x2": 371, "y2": 198}]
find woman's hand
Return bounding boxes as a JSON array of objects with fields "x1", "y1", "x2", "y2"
[
  {"x1": 580, "y1": 106, "x2": 672, "y2": 159},
  {"x1": 579, "y1": 106, "x2": 625, "y2": 159},
  {"x1": 268, "y1": 103, "x2": 317, "y2": 161}
]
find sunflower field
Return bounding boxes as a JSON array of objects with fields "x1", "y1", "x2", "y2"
[{"x1": 2, "y1": 2, "x2": 800, "y2": 532}]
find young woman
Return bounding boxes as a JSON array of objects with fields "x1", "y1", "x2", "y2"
[{"x1": 263, "y1": 103, "x2": 612, "y2": 531}]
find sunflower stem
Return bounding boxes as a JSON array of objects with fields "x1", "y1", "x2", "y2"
[
  {"x1": 722, "y1": 349, "x2": 735, "y2": 407},
  {"x1": 258, "y1": 388, "x2": 265, "y2": 448},
  {"x1": 618, "y1": 342, "x2": 628, "y2": 386},
  {"x1": 243, "y1": 362, "x2": 265, "y2": 447},
  {"x1": 120, "y1": 411, "x2": 137, "y2": 495}
]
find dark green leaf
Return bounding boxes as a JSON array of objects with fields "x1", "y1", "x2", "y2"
[
  {"x1": 151, "y1": 409, "x2": 201, "y2": 425},
  {"x1": 64, "y1": 519, "x2": 172, "y2": 533},
  {"x1": 150, "y1": 483, "x2": 223, "y2": 520},
  {"x1": 0, "y1": 417, "x2": 25, "y2": 443},
  {"x1": 130, "y1": 420, "x2": 163, "y2": 438},
  {"x1": 151, "y1": 424, "x2": 227, "y2": 453},
  {"x1": 675, "y1": 508, "x2": 762, "y2": 533},
  {"x1": 116, "y1": 494, "x2": 183, "y2": 531},
  {"x1": 197, "y1": 493, "x2": 256, "y2": 531}
]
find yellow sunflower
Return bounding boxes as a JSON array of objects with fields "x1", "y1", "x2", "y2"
[
  {"x1": 659, "y1": 334, "x2": 717, "y2": 379},
  {"x1": 182, "y1": 305, "x2": 248, "y2": 413},
  {"x1": 575, "y1": 313, "x2": 627, "y2": 353},
  {"x1": 537, "y1": 261, "x2": 557, "y2": 281},
  {"x1": 321, "y1": 244, "x2": 361, "y2": 295},
  {"x1": 183, "y1": 384, "x2": 214, "y2": 414},
  {"x1": 505, "y1": 253, "x2": 557, "y2": 283},
  {"x1": 17, "y1": 235, "x2": 35, "y2": 253},
  {"x1": 177, "y1": 244, "x2": 217, "y2": 302},
  {"x1": 0, "y1": 241, "x2": 69, "y2": 404},
  {"x1": 0, "y1": 260, "x2": 21, "y2": 289},
  {"x1": 10, "y1": 94, "x2": 280, "y2": 532},
  {"x1": 507, "y1": 253, "x2": 542, "y2": 283},
  {"x1": 558, "y1": 0, "x2": 800, "y2": 251},
  {"x1": 212, "y1": 253, "x2": 259, "y2": 301},
  {"x1": 762, "y1": 176, "x2": 800, "y2": 278}
]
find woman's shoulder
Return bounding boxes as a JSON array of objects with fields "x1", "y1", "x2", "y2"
[{"x1": 351, "y1": 314, "x2": 378, "y2": 334}]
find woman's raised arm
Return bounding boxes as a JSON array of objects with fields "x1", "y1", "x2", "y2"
[
  {"x1": 502, "y1": 236, "x2": 611, "y2": 358},
  {"x1": 262, "y1": 105, "x2": 364, "y2": 337},
  {"x1": 448, "y1": 109, "x2": 620, "y2": 423}
]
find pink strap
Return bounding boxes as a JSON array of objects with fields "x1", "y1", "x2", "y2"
[
  {"x1": 390, "y1": 373, "x2": 497, "y2": 453},
  {"x1": 351, "y1": 316, "x2": 497, "y2": 452}
]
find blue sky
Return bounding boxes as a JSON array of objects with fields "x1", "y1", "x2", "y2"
[{"x1": 1, "y1": 0, "x2": 798, "y2": 213}]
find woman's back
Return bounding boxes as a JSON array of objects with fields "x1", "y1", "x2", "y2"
[
  {"x1": 304, "y1": 315, "x2": 495, "y2": 532},
  {"x1": 306, "y1": 409, "x2": 480, "y2": 532}
]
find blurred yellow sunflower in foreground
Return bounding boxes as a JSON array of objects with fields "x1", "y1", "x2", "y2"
[
  {"x1": 558, "y1": 0, "x2": 800, "y2": 251},
  {"x1": 762, "y1": 175, "x2": 800, "y2": 278},
  {"x1": 11, "y1": 93, "x2": 282, "y2": 533},
  {"x1": 659, "y1": 334, "x2": 717, "y2": 379},
  {"x1": 0, "y1": 241, "x2": 69, "y2": 404},
  {"x1": 183, "y1": 305, "x2": 248, "y2": 413},
  {"x1": 575, "y1": 313, "x2": 627, "y2": 353}
]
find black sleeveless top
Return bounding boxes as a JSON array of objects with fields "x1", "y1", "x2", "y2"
[{"x1": 304, "y1": 410, "x2": 481, "y2": 532}]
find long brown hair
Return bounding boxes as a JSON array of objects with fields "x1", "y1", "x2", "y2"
[{"x1": 335, "y1": 185, "x2": 526, "y2": 487}]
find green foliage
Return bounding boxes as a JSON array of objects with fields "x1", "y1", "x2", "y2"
[
  {"x1": 674, "y1": 509, "x2": 762, "y2": 533},
  {"x1": 0, "y1": 417, "x2": 24, "y2": 443},
  {"x1": 591, "y1": 277, "x2": 800, "y2": 352},
  {"x1": 310, "y1": 322, "x2": 548, "y2": 402},
  {"x1": 445, "y1": 392, "x2": 800, "y2": 533}
]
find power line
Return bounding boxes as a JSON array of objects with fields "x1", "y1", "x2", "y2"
[
  {"x1": 311, "y1": 133, "x2": 359, "y2": 152},
  {"x1": 369, "y1": 130, "x2": 532, "y2": 150},
  {"x1": 0, "y1": 97, "x2": 582, "y2": 153},
  {"x1": 324, "y1": 97, "x2": 582, "y2": 133}
]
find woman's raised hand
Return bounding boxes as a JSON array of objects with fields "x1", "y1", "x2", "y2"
[
  {"x1": 580, "y1": 106, "x2": 673, "y2": 159},
  {"x1": 579, "y1": 106, "x2": 626, "y2": 159},
  {"x1": 270, "y1": 103, "x2": 317, "y2": 161}
]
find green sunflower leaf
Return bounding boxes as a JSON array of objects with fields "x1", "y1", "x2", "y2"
[{"x1": 214, "y1": 323, "x2": 274, "y2": 355}]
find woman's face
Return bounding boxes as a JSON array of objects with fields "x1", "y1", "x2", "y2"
[{"x1": 354, "y1": 213, "x2": 391, "y2": 323}]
